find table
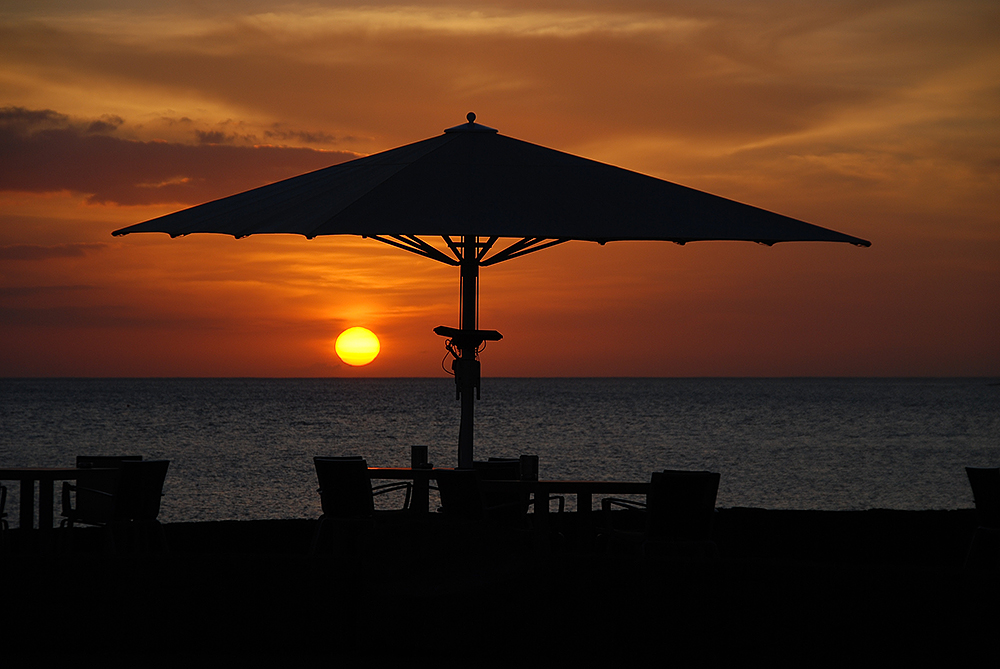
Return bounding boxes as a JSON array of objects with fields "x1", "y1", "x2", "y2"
[
  {"x1": 517, "y1": 479, "x2": 649, "y2": 515},
  {"x1": 368, "y1": 466, "x2": 444, "y2": 514},
  {"x1": 367, "y1": 468, "x2": 650, "y2": 551},
  {"x1": 367, "y1": 467, "x2": 648, "y2": 517},
  {"x1": 479, "y1": 479, "x2": 649, "y2": 536},
  {"x1": 0, "y1": 467, "x2": 108, "y2": 534}
]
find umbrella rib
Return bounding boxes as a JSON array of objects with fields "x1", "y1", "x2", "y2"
[
  {"x1": 400, "y1": 234, "x2": 446, "y2": 259},
  {"x1": 442, "y1": 236, "x2": 463, "y2": 261},
  {"x1": 407, "y1": 234, "x2": 466, "y2": 265},
  {"x1": 480, "y1": 237, "x2": 539, "y2": 265},
  {"x1": 481, "y1": 237, "x2": 537, "y2": 263},
  {"x1": 366, "y1": 234, "x2": 460, "y2": 266},
  {"x1": 477, "y1": 237, "x2": 500, "y2": 262},
  {"x1": 481, "y1": 238, "x2": 569, "y2": 266}
]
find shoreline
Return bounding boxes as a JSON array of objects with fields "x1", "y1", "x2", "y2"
[{"x1": 5, "y1": 509, "x2": 996, "y2": 662}]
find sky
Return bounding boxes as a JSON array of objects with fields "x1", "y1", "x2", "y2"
[{"x1": 1, "y1": 0, "x2": 997, "y2": 377}]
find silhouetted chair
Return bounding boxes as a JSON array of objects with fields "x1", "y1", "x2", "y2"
[
  {"x1": 474, "y1": 459, "x2": 526, "y2": 521},
  {"x1": 601, "y1": 470, "x2": 721, "y2": 558},
  {"x1": 437, "y1": 468, "x2": 540, "y2": 524},
  {"x1": 311, "y1": 456, "x2": 412, "y2": 554},
  {"x1": 62, "y1": 455, "x2": 143, "y2": 526},
  {"x1": 475, "y1": 457, "x2": 565, "y2": 516},
  {"x1": 436, "y1": 469, "x2": 556, "y2": 555},
  {"x1": 61, "y1": 459, "x2": 169, "y2": 553},
  {"x1": 964, "y1": 467, "x2": 1000, "y2": 570},
  {"x1": 436, "y1": 468, "x2": 561, "y2": 550}
]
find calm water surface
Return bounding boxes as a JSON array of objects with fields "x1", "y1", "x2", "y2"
[{"x1": 1, "y1": 378, "x2": 997, "y2": 523}]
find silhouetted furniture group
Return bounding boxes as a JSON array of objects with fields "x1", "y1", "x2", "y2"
[
  {"x1": 311, "y1": 453, "x2": 723, "y2": 556},
  {"x1": 0, "y1": 456, "x2": 170, "y2": 553},
  {"x1": 312, "y1": 460, "x2": 1000, "y2": 564},
  {"x1": 6, "y1": 452, "x2": 994, "y2": 565},
  {"x1": 0, "y1": 466, "x2": 95, "y2": 537}
]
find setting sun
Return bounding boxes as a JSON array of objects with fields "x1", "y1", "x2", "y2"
[{"x1": 335, "y1": 327, "x2": 381, "y2": 366}]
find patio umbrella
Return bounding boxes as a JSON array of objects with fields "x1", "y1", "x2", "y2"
[{"x1": 113, "y1": 113, "x2": 870, "y2": 468}]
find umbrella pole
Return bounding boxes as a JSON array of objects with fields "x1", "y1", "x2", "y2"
[{"x1": 457, "y1": 236, "x2": 478, "y2": 469}]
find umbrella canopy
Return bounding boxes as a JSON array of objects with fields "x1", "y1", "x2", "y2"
[
  {"x1": 114, "y1": 113, "x2": 870, "y2": 467},
  {"x1": 115, "y1": 114, "x2": 869, "y2": 247}
]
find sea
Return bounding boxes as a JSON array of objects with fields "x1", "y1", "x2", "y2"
[{"x1": 1, "y1": 378, "x2": 997, "y2": 525}]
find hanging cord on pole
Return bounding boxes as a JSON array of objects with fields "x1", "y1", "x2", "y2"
[
  {"x1": 441, "y1": 345, "x2": 456, "y2": 376},
  {"x1": 434, "y1": 326, "x2": 502, "y2": 400}
]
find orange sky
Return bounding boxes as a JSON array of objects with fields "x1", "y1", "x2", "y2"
[{"x1": 1, "y1": 0, "x2": 997, "y2": 377}]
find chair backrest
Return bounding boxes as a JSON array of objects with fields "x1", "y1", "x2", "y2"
[
  {"x1": 76, "y1": 455, "x2": 143, "y2": 469},
  {"x1": 435, "y1": 469, "x2": 486, "y2": 521},
  {"x1": 314, "y1": 457, "x2": 375, "y2": 520},
  {"x1": 476, "y1": 459, "x2": 532, "y2": 515},
  {"x1": 75, "y1": 456, "x2": 144, "y2": 497},
  {"x1": 517, "y1": 455, "x2": 539, "y2": 482},
  {"x1": 113, "y1": 460, "x2": 169, "y2": 521},
  {"x1": 965, "y1": 467, "x2": 1000, "y2": 528},
  {"x1": 646, "y1": 470, "x2": 721, "y2": 542},
  {"x1": 483, "y1": 456, "x2": 539, "y2": 481},
  {"x1": 475, "y1": 459, "x2": 521, "y2": 480}
]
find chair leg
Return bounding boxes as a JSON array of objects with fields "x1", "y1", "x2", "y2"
[
  {"x1": 309, "y1": 516, "x2": 327, "y2": 556},
  {"x1": 58, "y1": 518, "x2": 77, "y2": 553},
  {"x1": 151, "y1": 520, "x2": 168, "y2": 552},
  {"x1": 965, "y1": 526, "x2": 1000, "y2": 571}
]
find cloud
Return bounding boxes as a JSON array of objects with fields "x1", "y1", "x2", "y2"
[
  {"x1": 5, "y1": 2, "x2": 995, "y2": 166},
  {"x1": 0, "y1": 107, "x2": 70, "y2": 130},
  {"x1": 263, "y1": 125, "x2": 344, "y2": 145},
  {"x1": 195, "y1": 129, "x2": 230, "y2": 145},
  {"x1": 0, "y1": 107, "x2": 358, "y2": 205},
  {"x1": 87, "y1": 115, "x2": 125, "y2": 134}
]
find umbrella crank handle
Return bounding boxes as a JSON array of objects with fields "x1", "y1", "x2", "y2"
[
  {"x1": 451, "y1": 358, "x2": 482, "y2": 400},
  {"x1": 474, "y1": 359, "x2": 481, "y2": 399}
]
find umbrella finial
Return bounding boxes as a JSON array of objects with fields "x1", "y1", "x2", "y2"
[{"x1": 445, "y1": 113, "x2": 497, "y2": 134}]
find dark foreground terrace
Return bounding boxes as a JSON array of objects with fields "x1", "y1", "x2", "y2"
[{"x1": 3, "y1": 509, "x2": 996, "y2": 665}]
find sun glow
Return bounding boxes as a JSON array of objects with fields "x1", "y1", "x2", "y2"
[{"x1": 335, "y1": 327, "x2": 381, "y2": 366}]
